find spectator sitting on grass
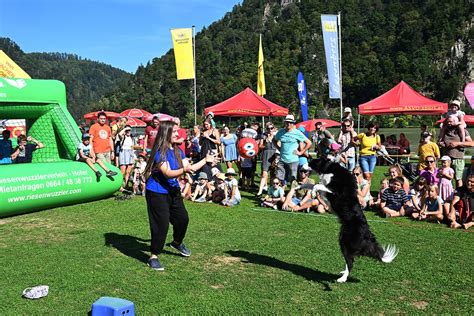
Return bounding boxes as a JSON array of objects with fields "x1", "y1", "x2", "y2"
[
  {"x1": 419, "y1": 155, "x2": 440, "y2": 186},
  {"x1": 76, "y1": 133, "x2": 117, "y2": 181},
  {"x1": 411, "y1": 184, "x2": 444, "y2": 222},
  {"x1": 448, "y1": 174, "x2": 474, "y2": 229},
  {"x1": 191, "y1": 172, "x2": 211, "y2": 203},
  {"x1": 407, "y1": 177, "x2": 428, "y2": 215},
  {"x1": 372, "y1": 178, "x2": 390, "y2": 210},
  {"x1": 222, "y1": 168, "x2": 241, "y2": 207},
  {"x1": 11, "y1": 134, "x2": 44, "y2": 164},
  {"x1": 260, "y1": 178, "x2": 285, "y2": 210},
  {"x1": 282, "y1": 164, "x2": 315, "y2": 212},
  {"x1": 381, "y1": 177, "x2": 410, "y2": 218}
]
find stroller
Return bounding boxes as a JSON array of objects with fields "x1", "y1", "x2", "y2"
[{"x1": 376, "y1": 148, "x2": 418, "y2": 181}]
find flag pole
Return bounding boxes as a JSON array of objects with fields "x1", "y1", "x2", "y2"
[
  {"x1": 338, "y1": 12, "x2": 343, "y2": 121},
  {"x1": 192, "y1": 25, "x2": 197, "y2": 125}
]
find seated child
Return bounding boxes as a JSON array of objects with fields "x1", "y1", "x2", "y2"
[
  {"x1": 210, "y1": 173, "x2": 226, "y2": 204},
  {"x1": 310, "y1": 186, "x2": 331, "y2": 213},
  {"x1": 412, "y1": 184, "x2": 444, "y2": 222},
  {"x1": 132, "y1": 153, "x2": 147, "y2": 195},
  {"x1": 76, "y1": 133, "x2": 117, "y2": 181},
  {"x1": 448, "y1": 177, "x2": 474, "y2": 229},
  {"x1": 407, "y1": 176, "x2": 428, "y2": 214},
  {"x1": 191, "y1": 172, "x2": 210, "y2": 203},
  {"x1": 439, "y1": 100, "x2": 466, "y2": 143},
  {"x1": 261, "y1": 178, "x2": 285, "y2": 210},
  {"x1": 380, "y1": 177, "x2": 410, "y2": 218},
  {"x1": 178, "y1": 172, "x2": 193, "y2": 200},
  {"x1": 222, "y1": 168, "x2": 241, "y2": 206}
]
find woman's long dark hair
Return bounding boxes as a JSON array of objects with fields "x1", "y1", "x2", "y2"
[{"x1": 144, "y1": 120, "x2": 183, "y2": 179}]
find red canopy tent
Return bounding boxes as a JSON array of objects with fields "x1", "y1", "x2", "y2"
[
  {"x1": 358, "y1": 81, "x2": 447, "y2": 115},
  {"x1": 204, "y1": 88, "x2": 288, "y2": 117},
  {"x1": 296, "y1": 119, "x2": 341, "y2": 132}
]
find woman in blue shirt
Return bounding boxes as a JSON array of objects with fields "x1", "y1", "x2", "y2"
[{"x1": 143, "y1": 120, "x2": 215, "y2": 271}]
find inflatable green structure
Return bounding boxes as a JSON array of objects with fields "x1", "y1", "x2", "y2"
[{"x1": 0, "y1": 78, "x2": 122, "y2": 217}]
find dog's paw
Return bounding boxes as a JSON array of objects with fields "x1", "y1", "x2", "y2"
[{"x1": 313, "y1": 184, "x2": 332, "y2": 194}]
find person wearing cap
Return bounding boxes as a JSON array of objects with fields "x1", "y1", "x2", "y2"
[
  {"x1": 117, "y1": 125, "x2": 136, "y2": 189},
  {"x1": 222, "y1": 167, "x2": 241, "y2": 206},
  {"x1": 76, "y1": 133, "x2": 117, "y2": 182},
  {"x1": 336, "y1": 118, "x2": 357, "y2": 171},
  {"x1": 439, "y1": 100, "x2": 466, "y2": 143},
  {"x1": 273, "y1": 114, "x2": 312, "y2": 184},
  {"x1": 418, "y1": 131, "x2": 440, "y2": 171},
  {"x1": 132, "y1": 153, "x2": 147, "y2": 195},
  {"x1": 191, "y1": 172, "x2": 210, "y2": 203},
  {"x1": 438, "y1": 116, "x2": 470, "y2": 187},
  {"x1": 143, "y1": 120, "x2": 217, "y2": 271},
  {"x1": 112, "y1": 116, "x2": 128, "y2": 166},
  {"x1": 281, "y1": 163, "x2": 315, "y2": 212},
  {"x1": 11, "y1": 134, "x2": 44, "y2": 164},
  {"x1": 341, "y1": 107, "x2": 354, "y2": 126},
  {"x1": 89, "y1": 111, "x2": 114, "y2": 164}
]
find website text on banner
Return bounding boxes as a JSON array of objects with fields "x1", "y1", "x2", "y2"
[
  {"x1": 321, "y1": 15, "x2": 341, "y2": 99},
  {"x1": 297, "y1": 71, "x2": 308, "y2": 122},
  {"x1": 0, "y1": 50, "x2": 31, "y2": 79},
  {"x1": 170, "y1": 28, "x2": 195, "y2": 80}
]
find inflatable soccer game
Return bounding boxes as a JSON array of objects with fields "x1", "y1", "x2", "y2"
[{"x1": 0, "y1": 78, "x2": 122, "y2": 217}]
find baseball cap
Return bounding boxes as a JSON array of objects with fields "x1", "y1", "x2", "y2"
[
  {"x1": 344, "y1": 107, "x2": 352, "y2": 113},
  {"x1": 82, "y1": 133, "x2": 90, "y2": 139},
  {"x1": 440, "y1": 155, "x2": 451, "y2": 161}
]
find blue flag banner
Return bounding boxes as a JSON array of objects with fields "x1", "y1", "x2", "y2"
[
  {"x1": 297, "y1": 71, "x2": 308, "y2": 122},
  {"x1": 321, "y1": 14, "x2": 341, "y2": 99}
]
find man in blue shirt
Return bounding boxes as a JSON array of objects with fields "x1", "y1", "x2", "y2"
[{"x1": 273, "y1": 114, "x2": 312, "y2": 184}]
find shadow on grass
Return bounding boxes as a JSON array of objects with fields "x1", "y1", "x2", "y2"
[
  {"x1": 226, "y1": 250, "x2": 359, "y2": 290},
  {"x1": 104, "y1": 233, "x2": 181, "y2": 264}
]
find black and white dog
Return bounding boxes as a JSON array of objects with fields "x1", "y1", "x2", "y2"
[{"x1": 308, "y1": 157, "x2": 398, "y2": 283}]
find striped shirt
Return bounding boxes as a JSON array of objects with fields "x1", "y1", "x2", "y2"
[{"x1": 381, "y1": 188, "x2": 409, "y2": 209}]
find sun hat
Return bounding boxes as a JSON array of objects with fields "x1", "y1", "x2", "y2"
[
  {"x1": 449, "y1": 100, "x2": 461, "y2": 107},
  {"x1": 225, "y1": 168, "x2": 237, "y2": 176},
  {"x1": 344, "y1": 107, "x2": 352, "y2": 113},
  {"x1": 198, "y1": 172, "x2": 208, "y2": 180},
  {"x1": 440, "y1": 155, "x2": 451, "y2": 161},
  {"x1": 216, "y1": 173, "x2": 225, "y2": 181},
  {"x1": 284, "y1": 114, "x2": 296, "y2": 123}
]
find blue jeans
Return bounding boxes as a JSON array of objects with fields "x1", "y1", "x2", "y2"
[{"x1": 359, "y1": 155, "x2": 377, "y2": 174}]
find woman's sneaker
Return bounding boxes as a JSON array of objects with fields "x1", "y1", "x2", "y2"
[
  {"x1": 168, "y1": 242, "x2": 191, "y2": 257},
  {"x1": 148, "y1": 258, "x2": 164, "y2": 271},
  {"x1": 95, "y1": 171, "x2": 102, "y2": 182},
  {"x1": 106, "y1": 170, "x2": 118, "y2": 177}
]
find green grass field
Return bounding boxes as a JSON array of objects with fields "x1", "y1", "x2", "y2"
[{"x1": 1, "y1": 166, "x2": 473, "y2": 314}]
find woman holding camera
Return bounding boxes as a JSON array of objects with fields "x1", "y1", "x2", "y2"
[{"x1": 143, "y1": 120, "x2": 216, "y2": 271}]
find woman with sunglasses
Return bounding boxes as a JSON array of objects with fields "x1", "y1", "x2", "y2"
[
  {"x1": 257, "y1": 122, "x2": 278, "y2": 196},
  {"x1": 419, "y1": 155, "x2": 440, "y2": 186},
  {"x1": 355, "y1": 121, "x2": 381, "y2": 182}
]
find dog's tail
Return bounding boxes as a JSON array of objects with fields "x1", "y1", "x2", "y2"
[{"x1": 381, "y1": 244, "x2": 399, "y2": 263}]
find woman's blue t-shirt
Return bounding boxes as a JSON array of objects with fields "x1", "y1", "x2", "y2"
[{"x1": 146, "y1": 148, "x2": 185, "y2": 194}]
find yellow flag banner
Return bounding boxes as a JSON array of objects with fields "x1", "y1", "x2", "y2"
[
  {"x1": 0, "y1": 50, "x2": 31, "y2": 79},
  {"x1": 257, "y1": 35, "x2": 266, "y2": 96},
  {"x1": 170, "y1": 28, "x2": 195, "y2": 80}
]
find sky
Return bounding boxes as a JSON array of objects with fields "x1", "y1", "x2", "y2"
[{"x1": 0, "y1": 0, "x2": 241, "y2": 73}]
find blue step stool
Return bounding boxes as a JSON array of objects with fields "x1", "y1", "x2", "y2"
[{"x1": 92, "y1": 296, "x2": 135, "y2": 316}]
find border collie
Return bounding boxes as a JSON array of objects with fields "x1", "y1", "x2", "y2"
[{"x1": 308, "y1": 157, "x2": 398, "y2": 283}]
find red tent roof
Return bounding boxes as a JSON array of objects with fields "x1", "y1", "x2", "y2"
[
  {"x1": 358, "y1": 81, "x2": 447, "y2": 115},
  {"x1": 204, "y1": 88, "x2": 288, "y2": 117},
  {"x1": 436, "y1": 115, "x2": 474, "y2": 125}
]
